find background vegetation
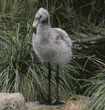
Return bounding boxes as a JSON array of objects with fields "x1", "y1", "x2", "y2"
[{"x1": 0, "y1": 0, "x2": 105, "y2": 109}]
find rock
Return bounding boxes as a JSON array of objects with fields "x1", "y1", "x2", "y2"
[{"x1": 0, "y1": 93, "x2": 26, "y2": 110}]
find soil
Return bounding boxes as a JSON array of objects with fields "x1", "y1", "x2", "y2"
[{"x1": 26, "y1": 95, "x2": 88, "y2": 110}]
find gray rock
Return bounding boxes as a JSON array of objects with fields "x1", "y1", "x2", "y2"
[{"x1": 0, "y1": 93, "x2": 26, "y2": 110}]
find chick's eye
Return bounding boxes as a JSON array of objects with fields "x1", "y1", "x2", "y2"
[{"x1": 40, "y1": 15, "x2": 42, "y2": 18}]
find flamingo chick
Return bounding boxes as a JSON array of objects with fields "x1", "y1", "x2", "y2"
[{"x1": 32, "y1": 8, "x2": 72, "y2": 105}]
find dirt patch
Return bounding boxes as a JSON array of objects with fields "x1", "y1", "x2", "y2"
[
  {"x1": 26, "y1": 102, "x2": 63, "y2": 110},
  {"x1": 26, "y1": 95, "x2": 88, "y2": 110}
]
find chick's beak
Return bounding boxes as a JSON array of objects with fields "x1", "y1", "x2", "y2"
[{"x1": 33, "y1": 20, "x2": 40, "y2": 34}]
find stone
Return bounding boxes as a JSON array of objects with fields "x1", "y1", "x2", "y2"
[{"x1": 0, "y1": 93, "x2": 26, "y2": 110}]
